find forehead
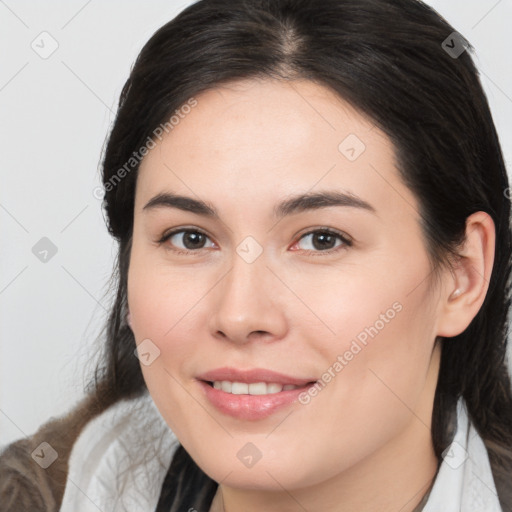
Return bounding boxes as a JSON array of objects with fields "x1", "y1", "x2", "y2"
[
  {"x1": 148, "y1": 77, "x2": 383, "y2": 166},
  {"x1": 135, "y1": 77, "x2": 416, "y2": 223}
]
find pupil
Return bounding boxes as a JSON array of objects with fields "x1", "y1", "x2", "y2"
[
  {"x1": 313, "y1": 233, "x2": 335, "y2": 250},
  {"x1": 184, "y1": 232, "x2": 204, "y2": 249}
]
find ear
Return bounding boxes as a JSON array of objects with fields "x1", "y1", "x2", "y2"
[
  {"x1": 436, "y1": 211, "x2": 495, "y2": 338},
  {"x1": 126, "y1": 311, "x2": 132, "y2": 328}
]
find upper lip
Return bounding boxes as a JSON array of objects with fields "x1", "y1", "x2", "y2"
[{"x1": 196, "y1": 367, "x2": 317, "y2": 386}]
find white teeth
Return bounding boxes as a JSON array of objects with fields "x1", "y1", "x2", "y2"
[
  {"x1": 212, "y1": 381, "x2": 299, "y2": 395},
  {"x1": 248, "y1": 382, "x2": 268, "y2": 395},
  {"x1": 231, "y1": 382, "x2": 249, "y2": 395},
  {"x1": 266, "y1": 383, "x2": 283, "y2": 394}
]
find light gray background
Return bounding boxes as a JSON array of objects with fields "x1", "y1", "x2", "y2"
[{"x1": 1, "y1": 0, "x2": 511, "y2": 449}]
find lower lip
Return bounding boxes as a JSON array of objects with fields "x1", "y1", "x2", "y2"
[{"x1": 198, "y1": 380, "x2": 316, "y2": 421}]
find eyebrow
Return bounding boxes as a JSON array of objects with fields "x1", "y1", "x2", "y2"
[{"x1": 142, "y1": 190, "x2": 377, "y2": 218}]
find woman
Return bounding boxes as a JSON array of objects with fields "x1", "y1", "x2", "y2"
[{"x1": 1, "y1": 0, "x2": 511, "y2": 510}]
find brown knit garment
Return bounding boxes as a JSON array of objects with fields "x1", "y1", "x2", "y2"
[{"x1": 0, "y1": 393, "x2": 105, "y2": 512}]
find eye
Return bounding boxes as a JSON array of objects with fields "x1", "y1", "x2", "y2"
[
  {"x1": 157, "y1": 228, "x2": 215, "y2": 254},
  {"x1": 290, "y1": 228, "x2": 352, "y2": 255},
  {"x1": 157, "y1": 227, "x2": 352, "y2": 256}
]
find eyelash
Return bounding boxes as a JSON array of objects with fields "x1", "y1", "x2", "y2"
[{"x1": 156, "y1": 227, "x2": 353, "y2": 256}]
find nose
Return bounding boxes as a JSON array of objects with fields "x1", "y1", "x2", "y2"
[{"x1": 208, "y1": 250, "x2": 288, "y2": 345}]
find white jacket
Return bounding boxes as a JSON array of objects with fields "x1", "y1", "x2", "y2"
[{"x1": 59, "y1": 390, "x2": 503, "y2": 511}]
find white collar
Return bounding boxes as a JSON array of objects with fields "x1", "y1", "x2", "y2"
[
  {"x1": 60, "y1": 391, "x2": 502, "y2": 511},
  {"x1": 60, "y1": 391, "x2": 177, "y2": 511},
  {"x1": 422, "y1": 397, "x2": 502, "y2": 511}
]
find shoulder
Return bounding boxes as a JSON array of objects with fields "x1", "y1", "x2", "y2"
[
  {"x1": 0, "y1": 438, "x2": 58, "y2": 511},
  {"x1": 0, "y1": 392, "x2": 105, "y2": 511},
  {"x1": 59, "y1": 390, "x2": 180, "y2": 512}
]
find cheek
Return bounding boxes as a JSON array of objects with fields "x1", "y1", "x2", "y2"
[
  {"x1": 284, "y1": 255, "x2": 433, "y2": 358},
  {"x1": 126, "y1": 261, "x2": 206, "y2": 433},
  {"x1": 127, "y1": 251, "x2": 210, "y2": 343},
  {"x1": 318, "y1": 283, "x2": 436, "y2": 431},
  {"x1": 292, "y1": 248, "x2": 437, "y2": 406},
  {"x1": 126, "y1": 254, "x2": 219, "y2": 423}
]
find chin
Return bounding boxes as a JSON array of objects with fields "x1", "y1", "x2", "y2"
[{"x1": 193, "y1": 447, "x2": 321, "y2": 491}]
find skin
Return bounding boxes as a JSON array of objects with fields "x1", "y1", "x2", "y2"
[{"x1": 126, "y1": 78, "x2": 495, "y2": 512}]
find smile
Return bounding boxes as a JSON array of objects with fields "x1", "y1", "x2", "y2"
[{"x1": 198, "y1": 379, "x2": 317, "y2": 421}]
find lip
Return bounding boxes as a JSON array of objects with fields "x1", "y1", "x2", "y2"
[{"x1": 196, "y1": 367, "x2": 318, "y2": 421}]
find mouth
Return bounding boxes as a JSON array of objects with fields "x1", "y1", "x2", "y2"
[{"x1": 197, "y1": 377, "x2": 318, "y2": 421}]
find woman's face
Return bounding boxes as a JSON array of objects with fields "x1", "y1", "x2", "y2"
[{"x1": 127, "y1": 78, "x2": 447, "y2": 491}]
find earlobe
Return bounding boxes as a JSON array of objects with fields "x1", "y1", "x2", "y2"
[
  {"x1": 126, "y1": 311, "x2": 132, "y2": 328},
  {"x1": 436, "y1": 211, "x2": 495, "y2": 338}
]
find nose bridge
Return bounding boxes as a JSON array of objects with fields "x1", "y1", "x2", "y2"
[
  {"x1": 220, "y1": 242, "x2": 271, "y2": 319},
  {"x1": 209, "y1": 238, "x2": 287, "y2": 343}
]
